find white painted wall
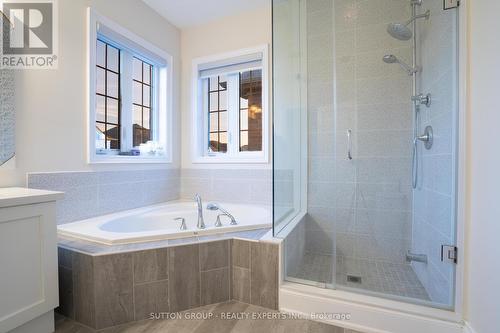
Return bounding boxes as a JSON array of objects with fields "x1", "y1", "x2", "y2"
[
  {"x1": 180, "y1": 5, "x2": 272, "y2": 170},
  {"x1": 464, "y1": 0, "x2": 500, "y2": 332},
  {"x1": 0, "y1": 0, "x2": 181, "y2": 188}
]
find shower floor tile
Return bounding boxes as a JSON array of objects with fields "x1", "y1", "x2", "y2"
[{"x1": 287, "y1": 253, "x2": 430, "y2": 301}]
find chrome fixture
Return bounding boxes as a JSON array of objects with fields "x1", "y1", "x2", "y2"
[
  {"x1": 347, "y1": 129, "x2": 353, "y2": 160},
  {"x1": 214, "y1": 214, "x2": 223, "y2": 227},
  {"x1": 415, "y1": 125, "x2": 433, "y2": 150},
  {"x1": 174, "y1": 217, "x2": 187, "y2": 231},
  {"x1": 412, "y1": 93, "x2": 432, "y2": 107},
  {"x1": 207, "y1": 203, "x2": 237, "y2": 225},
  {"x1": 382, "y1": 55, "x2": 420, "y2": 76},
  {"x1": 383, "y1": 1, "x2": 432, "y2": 189},
  {"x1": 194, "y1": 194, "x2": 206, "y2": 229},
  {"x1": 386, "y1": 9, "x2": 430, "y2": 41},
  {"x1": 406, "y1": 251, "x2": 428, "y2": 264},
  {"x1": 412, "y1": 125, "x2": 433, "y2": 187}
]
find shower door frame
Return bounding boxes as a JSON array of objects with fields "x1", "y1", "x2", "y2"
[{"x1": 277, "y1": 0, "x2": 468, "y2": 330}]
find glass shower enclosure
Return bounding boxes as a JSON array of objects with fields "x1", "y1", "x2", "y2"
[{"x1": 273, "y1": 0, "x2": 459, "y2": 309}]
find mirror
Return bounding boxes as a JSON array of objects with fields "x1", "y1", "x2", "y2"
[{"x1": 0, "y1": 69, "x2": 15, "y2": 166}]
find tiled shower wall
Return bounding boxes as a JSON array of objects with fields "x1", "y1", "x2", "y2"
[
  {"x1": 412, "y1": 0, "x2": 457, "y2": 305},
  {"x1": 305, "y1": 0, "x2": 414, "y2": 267},
  {"x1": 0, "y1": 69, "x2": 15, "y2": 165}
]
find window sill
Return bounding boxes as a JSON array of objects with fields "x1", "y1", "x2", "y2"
[
  {"x1": 191, "y1": 155, "x2": 269, "y2": 165},
  {"x1": 89, "y1": 155, "x2": 172, "y2": 164}
]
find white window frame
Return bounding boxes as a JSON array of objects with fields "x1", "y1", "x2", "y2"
[
  {"x1": 191, "y1": 45, "x2": 270, "y2": 164},
  {"x1": 86, "y1": 8, "x2": 173, "y2": 164}
]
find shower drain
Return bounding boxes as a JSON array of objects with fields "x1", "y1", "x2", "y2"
[{"x1": 347, "y1": 275, "x2": 362, "y2": 284}]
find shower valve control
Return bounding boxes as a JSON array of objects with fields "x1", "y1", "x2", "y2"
[{"x1": 412, "y1": 93, "x2": 431, "y2": 107}]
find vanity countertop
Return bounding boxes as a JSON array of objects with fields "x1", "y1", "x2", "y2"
[{"x1": 0, "y1": 187, "x2": 64, "y2": 208}]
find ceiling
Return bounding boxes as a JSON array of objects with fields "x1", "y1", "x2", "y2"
[{"x1": 142, "y1": 0, "x2": 270, "y2": 29}]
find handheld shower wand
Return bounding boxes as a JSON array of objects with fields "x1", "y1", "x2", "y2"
[{"x1": 382, "y1": 54, "x2": 420, "y2": 76}]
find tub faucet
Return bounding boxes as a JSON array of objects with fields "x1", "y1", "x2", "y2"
[
  {"x1": 207, "y1": 203, "x2": 237, "y2": 225},
  {"x1": 194, "y1": 194, "x2": 205, "y2": 229}
]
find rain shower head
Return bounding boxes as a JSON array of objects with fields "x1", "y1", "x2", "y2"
[
  {"x1": 382, "y1": 54, "x2": 420, "y2": 75},
  {"x1": 387, "y1": 23, "x2": 413, "y2": 41},
  {"x1": 386, "y1": 10, "x2": 430, "y2": 41}
]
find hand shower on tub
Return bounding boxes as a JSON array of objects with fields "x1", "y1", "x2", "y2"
[{"x1": 207, "y1": 203, "x2": 237, "y2": 227}]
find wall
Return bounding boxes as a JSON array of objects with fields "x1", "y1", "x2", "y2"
[
  {"x1": 0, "y1": 0, "x2": 181, "y2": 188},
  {"x1": 412, "y1": 0, "x2": 458, "y2": 306},
  {"x1": 179, "y1": 5, "x2": 273, "y2": 203},
  {"x1": 465, "y1": 0, "x2": 500, "y2": 332},
  {"x1": 179, "y1": 5, "x2": 272, "y2": 170}
]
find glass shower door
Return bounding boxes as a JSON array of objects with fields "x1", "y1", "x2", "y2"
[{"x1": 274, "y1": 0, "x2": 459, "y2": 309}]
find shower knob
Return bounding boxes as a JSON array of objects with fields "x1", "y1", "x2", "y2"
[
  {"x1": 412, "y1": 93, "x2": 431, "y2": 107},
  {"x1": 416, "y1": 126, "x2": 433, "y2": 150}
]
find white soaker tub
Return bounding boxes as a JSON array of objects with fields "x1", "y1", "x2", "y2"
[{"x1": 57, "y1": 200, "x2": 271, "y2": 245}]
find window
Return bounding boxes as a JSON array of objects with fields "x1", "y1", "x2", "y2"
[
  {"x1": 132, "y1": 58, "x2": 153, "y2": 147},
  {"x1": 95, "y1": 40, "x2": 121, "y2": 150},
  {"x1": 193, "y1": 46, "x2": 269, "y2": 163},
  {"x1": 239, "y1": 70, "x2": 262, "y2": 152},
  {"x1": 88, "y1": 9, "x2": 172, "y2": 163},
  {"x1": 208, "y1": 75, "x2": 228, "y2": 153}
]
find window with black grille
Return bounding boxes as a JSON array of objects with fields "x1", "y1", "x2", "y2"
[
  {"x1": 95, "y1": 39, "x2": 121, "y2": 150},
  {"x1": 132, "y1": 58, "x2": 153, "y2": 147}
]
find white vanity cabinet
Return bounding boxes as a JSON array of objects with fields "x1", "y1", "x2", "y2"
[{"x1": 0, "y1": 188, "x2": 63, "y2": 333}]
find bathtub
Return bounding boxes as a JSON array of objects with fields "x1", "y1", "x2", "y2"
[{"x1": 57, "y1": 200, "x2": 272, "y2": 245}]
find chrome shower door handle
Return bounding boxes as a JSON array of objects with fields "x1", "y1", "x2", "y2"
[{"x1": 347, "y1": 129, "x2": 353, "y2": 160}]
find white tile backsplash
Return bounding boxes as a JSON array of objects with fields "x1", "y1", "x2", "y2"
[{"x1": 180, "y1": 169, "x2": 272, "y2": 206}]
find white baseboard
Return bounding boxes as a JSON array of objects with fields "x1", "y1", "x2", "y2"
[{"x1": 280, "y1": 284, "x2": 464, "y2": 333}]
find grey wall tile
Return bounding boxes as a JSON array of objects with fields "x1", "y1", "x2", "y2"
[
  {"x1": 97, "y1": 170, "x2": 145, "y2": 185},
  {"x1": 27, "y1": 170, "x2": 181, "y2": 225},
  {"x1": 199, "y1": 240, "x2": 229, "y2": 271},
  {"x1": 28, "y1": 172, "x2": 99, "y2": 190},
  {"x1": 133, "y1": 249, "x2": 169, "y2": 284},
  {"x1": 250, "y1": 242, "x2": 279, "y2": 310},
  {"x1": 134, "y1": 280, "x2": 169, "y2": 320},
  {"x1": 201, "y1": 268, "x2": 230, "y2": 306},
  {"x1": 57, "y1": 266, "x2": 74, "y2": 319},
  {"x1": 72, "y1": 252, "x2": 95, "y2": 328},
  {"x1": 56, "y1": 186, "x2": 99, "y2": 224},
  {"x1": 168, "y1": 244, "x2": 200, "y2": 312},
  {"x1": 232, "y1": 266, "x2": 250, "y2": 304},
  {"x1": 232, "y1": 239, "x2": 250, "y2": 269},
  {"x1": 98, "y1": 182, "x2": 146, "y2": 215},
  {"x1": 94, "y1": 253, "x2": 134, "y2": 329},
  {"x1": 58, "y1": 247, "x2": 73, "y2": 269}
]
